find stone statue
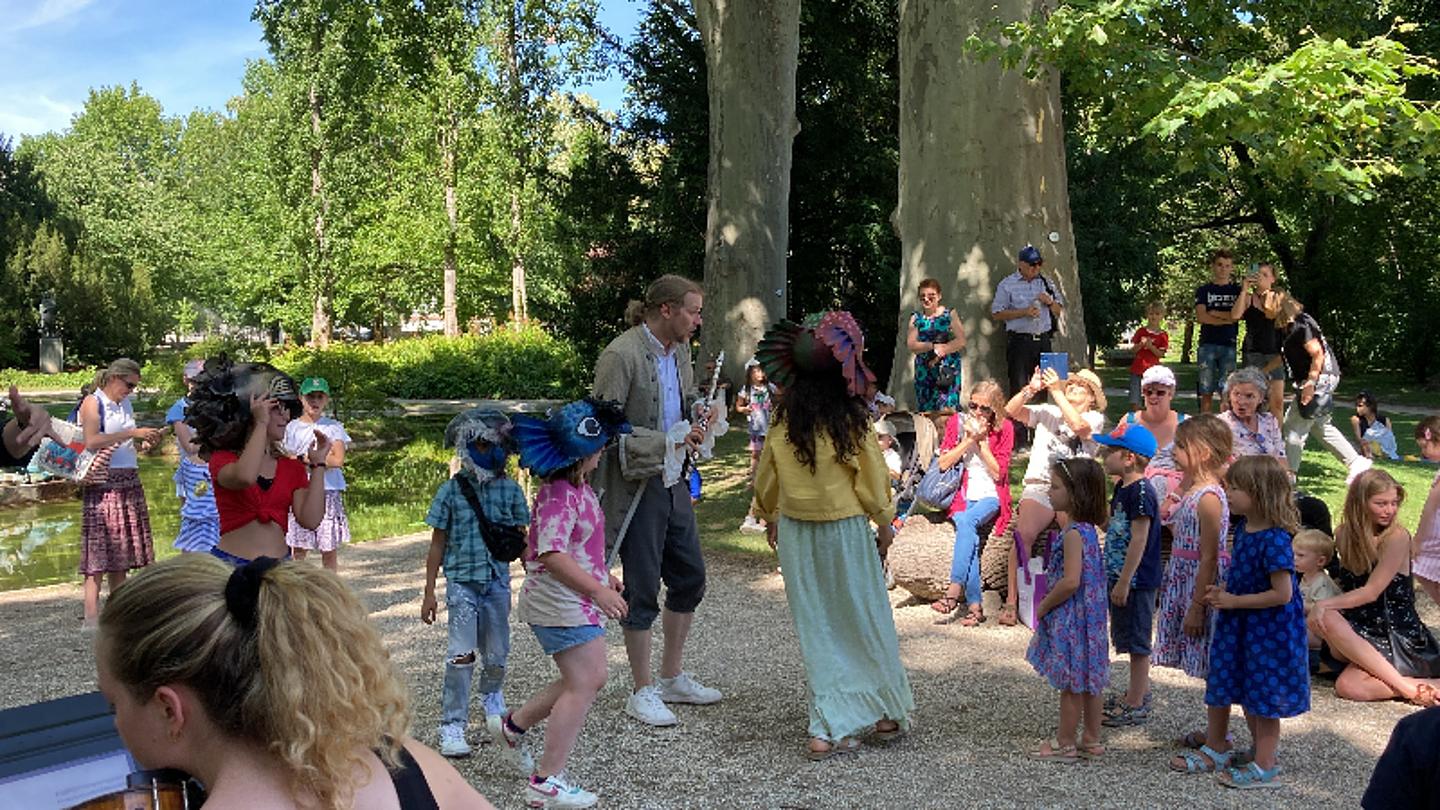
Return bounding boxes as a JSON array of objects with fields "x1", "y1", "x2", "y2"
[{"x1": 38, "y1": 292, "x2": 57, "y2": 338}]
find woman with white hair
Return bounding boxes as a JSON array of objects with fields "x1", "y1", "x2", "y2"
[{"x1": 1218, "y1": 366, "x2": 1285, "y2": 463}]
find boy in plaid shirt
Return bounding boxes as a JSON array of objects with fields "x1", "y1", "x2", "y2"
[{"x1": 421, "y1": 408, "x2": 530, "y2": 759}]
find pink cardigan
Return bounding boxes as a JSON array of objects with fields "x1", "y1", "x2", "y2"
[{"x1": 940, "y1": 413, "x2": 1014, "y2": 536}]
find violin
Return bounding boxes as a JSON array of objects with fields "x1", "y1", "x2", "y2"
[{"x1": 66, "y1": 769, "x2": 205, "y2": 810}]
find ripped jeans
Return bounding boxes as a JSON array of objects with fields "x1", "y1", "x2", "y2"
[{"x1": 441, "y1": 576, "x2": 512, "y2": 729}]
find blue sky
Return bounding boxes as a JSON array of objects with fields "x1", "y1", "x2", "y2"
[{"x1": 0, "y1": 0, "x2": 643, "y2": 138}]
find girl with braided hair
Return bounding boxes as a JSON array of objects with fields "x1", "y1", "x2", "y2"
[{"x1": 185, "y1": 358, "x2": 331, "y2": 565}]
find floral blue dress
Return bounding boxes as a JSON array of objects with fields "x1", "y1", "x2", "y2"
[
  {"x1": 912, "y1": 309, "x2": 962, "y2": 412},
  {"x1": 1205, "y1": 521, "x2": 1310, "y2": 718},
  {"x1": 1026, "y1": 522, "x2": 1110, "y2": 695}
]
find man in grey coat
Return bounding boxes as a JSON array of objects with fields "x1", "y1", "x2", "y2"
[{"x1": 593, "y1": 274, "x2": 724, "y2": 726}]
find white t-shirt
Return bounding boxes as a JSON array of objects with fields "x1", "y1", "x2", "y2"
[
  {"x1": 1022, "y1": 403, "x2": 1104, "y2": 484},
  {"x1": 882, "y1": 447, "x2": 902, "y2": 476},
  {"x1": 284, "y1": 417, "x2": 352, "y2": 490},
  {"x1": 962, "y1": 446, "x2": 998, "y2": 502}
]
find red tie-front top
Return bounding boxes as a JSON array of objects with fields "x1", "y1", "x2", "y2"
[{"x1": 208, "y1": 450, "x2": 310, "y2": 535}]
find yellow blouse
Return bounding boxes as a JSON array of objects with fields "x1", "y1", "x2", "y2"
[{"x1": 753, "y1": 424, "x2": 895, "y2": 526}]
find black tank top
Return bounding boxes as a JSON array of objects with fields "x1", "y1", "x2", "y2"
[{"x1": 388, "y1": 746, "x2": 440, "y2": 810}]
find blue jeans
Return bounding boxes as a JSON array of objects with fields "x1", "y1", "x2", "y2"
[
  {"x1": 949, "y1": 498, "x2": 1000, "y2": 604},
  {"x1": 441, "y1": 577, "x2": 511, "y2": 728},
  {"x1": 1196, "y1": 343, "x2": 1237, "y2": 395}
]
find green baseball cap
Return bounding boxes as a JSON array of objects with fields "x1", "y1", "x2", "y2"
[{"x1": 299, "y1": 377, "x2": 330, "y2": 395}]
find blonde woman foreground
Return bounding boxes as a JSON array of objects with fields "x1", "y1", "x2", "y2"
[{"x1": 97, "y1": 553, "x2": 493, "y2": 810}]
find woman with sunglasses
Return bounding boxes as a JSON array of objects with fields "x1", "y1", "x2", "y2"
[
  {"x1": 907, "y1": 278, "x2": 965, "y2": 413},
  {"x1": 1111, "y1": 365, "x2": 1187, "y2": 503},
  {"x1": 931, "y1": 380, "x2": 1014, "y2": 625},
  {"x1": 78, "y1": 358, "x2": 164, "y2": 626}
]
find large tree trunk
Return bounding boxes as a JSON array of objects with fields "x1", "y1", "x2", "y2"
[
  {"x1": 308, "y1": 74, "x2": 333, "y2": 348},
  {"x1": 694, "y1": 0, "x2": 800, "y2": 389},
  {"x1": 888, "y1": 0, "x2": 1087, "y2": 409}
]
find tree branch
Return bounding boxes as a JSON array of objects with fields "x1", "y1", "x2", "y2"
[{"x1": 1172, "y1": 211, "x2": 1267, "y2": 234}]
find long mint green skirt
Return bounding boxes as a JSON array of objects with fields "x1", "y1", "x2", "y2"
[{"x1": 777, "y1": 514, "x2": 915, "y2": 741}]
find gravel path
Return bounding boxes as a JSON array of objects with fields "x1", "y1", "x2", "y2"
[{"x1": 0, "y1": 532, "x2": 1416, "y2": 808}]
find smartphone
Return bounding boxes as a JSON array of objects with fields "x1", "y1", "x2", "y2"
[{"x1": 1040, "y1": 352, "x2": 1069, "y2": 380}]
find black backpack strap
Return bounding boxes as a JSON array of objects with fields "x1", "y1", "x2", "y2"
[{"x1": 453, "y1": 473, "x2": 490, "y2": 527}]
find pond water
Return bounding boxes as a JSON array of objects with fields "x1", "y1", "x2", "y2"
[{"x1": 0, "y1": 456, "x2": 184, "y2": 592}]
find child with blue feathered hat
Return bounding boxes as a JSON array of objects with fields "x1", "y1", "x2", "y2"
[
  {"x1": 495, "y1": 397, "x2": 630, "y2": 809},
  {"x1": 421, "y1": 407, "x2": 531, "y2": 761}
]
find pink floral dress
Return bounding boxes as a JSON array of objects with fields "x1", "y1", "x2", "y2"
[
  {"x1": 1026, "y1": 522, "x2": 1109, "y2": 695},
  {"x1": 1153, "y1": 483, "x2": 1230, "y2": 678}
]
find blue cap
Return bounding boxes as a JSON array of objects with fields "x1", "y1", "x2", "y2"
[
  {"x1": 1094, "y1": 422, "x2": 1157, "y2": 459},
  {"x1": 513, "y1": 397, "x2": 631, "y2": 477},
  {"x1": 1018, "y1": 245, "x2": 1043, "y2": 265}
]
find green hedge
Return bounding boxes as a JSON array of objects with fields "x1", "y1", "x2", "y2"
[
  {"x1": 3, "y1": 328, "x2": 587, "y2": 409},
  {"x1": 271, "y1": 327, "x2": 587, "y2": 402}
]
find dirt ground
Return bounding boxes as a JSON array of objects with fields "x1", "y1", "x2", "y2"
[{"x1": 0, "y1": 532, "x2": 1417, "y2": 809}]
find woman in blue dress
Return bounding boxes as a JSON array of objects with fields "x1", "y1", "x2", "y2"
[{"x1": 907, "y1": 278, "x2": 965, "y2": 412}]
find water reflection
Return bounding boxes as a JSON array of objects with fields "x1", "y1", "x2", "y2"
[{"x1": 0, "y1": 457, "x2": 183, "y2": 592}]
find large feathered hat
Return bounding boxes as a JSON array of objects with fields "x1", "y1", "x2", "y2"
[
  {"x1": 513, "y1": 397, "x2": 631, "y2": 477},
  {"x1": 444, "y1": 408, "x2": 515, "y2": 452},
  {"x1": 755, "y1": 311, "x2": 876, "y2": 397}
]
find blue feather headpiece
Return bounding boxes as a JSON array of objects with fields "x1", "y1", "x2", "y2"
[{"x1": 513, "y1": 397, "x2": 631, "y2": 477}]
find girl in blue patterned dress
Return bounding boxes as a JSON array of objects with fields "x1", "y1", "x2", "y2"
[
  {"x1": 907, "y1": 278, "x2": 965, "y2": 412},
  {"x1": 1026, "y1": 457, "x2": 1110, "y2": 762},
  {"x1": 1169, "y1": 454, "x2": 1308, "y2": 790}
]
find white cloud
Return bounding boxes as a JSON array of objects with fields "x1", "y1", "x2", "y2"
[
  {"x1": 0, "y1": 0, "x2": 99, "y2": 33},
  {"x1": 0, "y1": 92, "x2": 77, "y2": 137}
]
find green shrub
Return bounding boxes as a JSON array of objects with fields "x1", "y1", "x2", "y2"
[{"x1": 270, "y1": 326, "x2": 587, "y2": 404}]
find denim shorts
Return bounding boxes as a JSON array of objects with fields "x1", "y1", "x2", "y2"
[
  {"x1": 209, "y1": 546, "x2": 290, "y2": 567},
  {"x1": 1109, "y1": 585, "x2": 1157, "y2": 656},
  {"x1": 530, "y1": 623, "x2": 605, "y2": 656},
  {"x1": 1242, "y1": 351, "x2": 1285, "y2": 382},
  {"x1": 1196, "y1": 343, "x2": 1237, "y2": 395}
]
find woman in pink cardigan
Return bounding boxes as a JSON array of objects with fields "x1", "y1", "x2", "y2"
[{"x1": 931, "y1": 379, "x2": 1014, "y2": 625}]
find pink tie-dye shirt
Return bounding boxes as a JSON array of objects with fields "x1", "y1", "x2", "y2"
[{"x1": 516, "y1": 479, "x2": 609, "y2": 627}]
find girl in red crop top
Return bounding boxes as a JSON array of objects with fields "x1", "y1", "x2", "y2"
[{"x1": 186, "y1": 360, "x2": 331, "y2": 564}]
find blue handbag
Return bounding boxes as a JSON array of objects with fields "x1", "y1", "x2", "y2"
[{"x1": 915, "y1": 456, "x2": 963, "y2": 510}]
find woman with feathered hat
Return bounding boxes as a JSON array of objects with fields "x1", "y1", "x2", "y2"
[{"x1": 752, "y1": 312, "x2": 915, "y2": 760}]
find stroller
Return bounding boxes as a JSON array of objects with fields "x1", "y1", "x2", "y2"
[{"x1": 886, "y1": 411, "x2": 941, "y2": 523}]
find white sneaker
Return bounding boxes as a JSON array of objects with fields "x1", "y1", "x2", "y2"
[
  {"x1": 656, "y1": 672, "x2": 723, "y2": 705},
  {"x1": 738, "y1": 515, "x2": 766, "y2": 534},
  {"x1": 526, "y1": 772, "x2": 598, "y2": 808},
  {"x1": 491, "y1": 713, "x2": 535, "y2": 774},
  {"x1": 625, "y1": 685, "x2": 679, "y2": 726},
  {"x1": 438, "y1": 724, "x2": 471, "y2": 758}
]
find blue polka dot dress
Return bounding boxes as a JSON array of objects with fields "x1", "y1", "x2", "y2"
[{"x1": 1204, "y1": 520, "x2": 1310, "y2": 718}]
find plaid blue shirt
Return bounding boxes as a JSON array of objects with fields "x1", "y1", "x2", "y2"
[{"x1": 425, "y1": 471, "x2": 530, "y2": 585}]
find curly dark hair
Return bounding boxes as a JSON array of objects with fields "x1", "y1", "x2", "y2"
[
  {"x1": 774, "y1": 367, "x2": 873, "y2": 473},
  {"x1": 186, "y1": 357, "x2": 301, "y2": 456}
]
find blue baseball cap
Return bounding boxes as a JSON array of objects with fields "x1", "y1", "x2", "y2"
[
  {"x1": 1018, "y1": 245, "x2": 1043, "y2": 265},
  {"x1": 1094, "y1": 422, "x2": 1157, "y2": 459}
]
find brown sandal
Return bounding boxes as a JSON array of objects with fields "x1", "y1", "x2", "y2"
[
  {"x1": 959, "y1": 607, "x2": 986, "y2": 627},
  {"x1": 930, "y1": 594, "x2": 960, "y2": 614},
  {"x1": 997, "y1": 604, "x2": 1018, "y2": 626}
]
